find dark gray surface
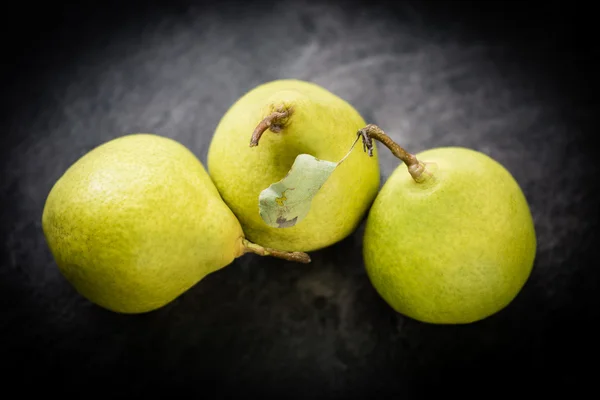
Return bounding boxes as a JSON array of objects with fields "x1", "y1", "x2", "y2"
[{"x1": 1, "y1": 0, "x2": 598, "y2": 397}]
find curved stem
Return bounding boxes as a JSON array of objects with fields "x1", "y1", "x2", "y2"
[
  {"x1": 242, "y1": 239, "x2": 311, "y2": 264},
  {"x1": 358, "y1": 124, "x2": 433, "y2": 183},
  {"x1": 249, "y1": 110, "x2": 290, "y2": 147}
]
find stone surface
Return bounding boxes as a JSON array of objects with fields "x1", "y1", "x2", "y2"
[{"x1": 1, "y1": 0, "x2": 598, "y2": 397}]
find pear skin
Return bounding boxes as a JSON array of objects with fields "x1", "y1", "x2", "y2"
[
  {"x1": 362, "y1": 138, "x2": 537, "y2": 324},
  {"x1": 42, "y1": 134, "x2": 308, "y2": 314},
  {"x1": 207, "y1": 79, "x2": 380, "y2": 252}
]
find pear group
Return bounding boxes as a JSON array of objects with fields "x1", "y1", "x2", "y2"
[{"x1": 41, "y1": 80, "x2": 537, "y2": 323}]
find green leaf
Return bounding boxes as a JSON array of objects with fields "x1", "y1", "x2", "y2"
[{"x1": 259, "y1": 154, "x2": 337, "y2": 228}]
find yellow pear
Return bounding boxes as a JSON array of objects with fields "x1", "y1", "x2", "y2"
[
  {"x1": 42, "y1": 134, "x2": 309, "y2": 314},
  {"x1": 360, "y1": 125, "x2": 537, "y2": 324},
  {"x1": 207, "y1": 79, "x2": 380, "y2": 252}
]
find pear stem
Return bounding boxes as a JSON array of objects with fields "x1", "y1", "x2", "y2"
[
  {"x1": 241, "y1": 239, "x2": 311, "y2": 264},
  {"x1": 249, "y1": 109, "x2": 290, "y2": 147},
  {"x1": 358, "y1": 124, "x2": 433, "y2": 183}
]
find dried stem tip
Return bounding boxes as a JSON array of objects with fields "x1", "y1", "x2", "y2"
[
  {"x1": 358, "y1": 124, "x2": 432, "y2": 183},
  {"x1": 242, "y1": 239, "x2": 311, "y2": 263},
  {"x1": 249, "y1": 110, "x2": 290, "y2": 147}
]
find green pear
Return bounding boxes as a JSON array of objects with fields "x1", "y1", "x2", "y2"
[
  {"x1": 42, "y1": 134, "x2": 309, "y2": 314},
  {"x1": 207, "y1": 79, "x2": 380, "y2": 252},
  {"x1": 359, "y1": 125, "x2": 537, "y2": 324}
]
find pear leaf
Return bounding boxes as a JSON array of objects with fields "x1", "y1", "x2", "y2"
[{"x1": 259, "y1": 154, "x2": 337, "y2": 228}]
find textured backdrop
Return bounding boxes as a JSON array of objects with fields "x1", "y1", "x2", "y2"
[{"x1": 1, "y1": 0, "x2": 598, "y2": 397}]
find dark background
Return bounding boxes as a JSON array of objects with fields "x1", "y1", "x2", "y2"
[{"x1": 1, "y1": 0, "x2": 598, "y2": 397}]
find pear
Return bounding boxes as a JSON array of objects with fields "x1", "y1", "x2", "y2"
[
  {"x1": 207, "y1": 79, "x2": 380, "y2": 252},
  {"x1": 359, "y1": 125, "x2": 537, "y2": 324},
  {"x1": 42, "y1": 134, "x2": 309, "y2": 314}
]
